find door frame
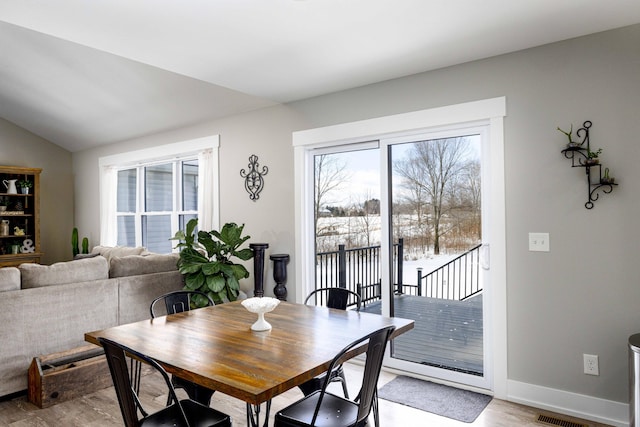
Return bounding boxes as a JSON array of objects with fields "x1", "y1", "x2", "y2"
[{"x1": 293, "y1": 97, "x2": 507, "y2": 398}]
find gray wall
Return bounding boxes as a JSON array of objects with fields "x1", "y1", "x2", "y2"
[
  {"x1": 71, "y1": 24, "x2": 639, "y2": 407},
  {"x1": 0, "y1": 118, "x2": 74, "y2": 263}
]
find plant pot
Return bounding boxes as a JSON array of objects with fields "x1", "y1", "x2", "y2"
[
  {"x1": 585, "y1": 159, "x2": 599, "y2": 166},
  {"x1": 10, "y1": 244, "x2": 20, "y2": 254},
  {"x1": 20, "y1": 188, "x2": 30, "y2": 194}
]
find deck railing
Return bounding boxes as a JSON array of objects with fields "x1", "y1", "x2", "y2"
[
  {"x1": 316, "y1": 240, "x2": 403, "y2": 307},
  {"x1": 315, "y1": 241, "x2": 482, "y2": 305},
  {"x1": 414, "y1": 243, "x2": 482, "y2": 301}
]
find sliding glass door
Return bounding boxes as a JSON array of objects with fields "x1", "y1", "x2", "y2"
[{"x1": 307, "y1": 125, "x2": 491, "y2": 390}]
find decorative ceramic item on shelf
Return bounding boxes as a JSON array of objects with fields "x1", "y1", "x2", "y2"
[
  {"x1": 2, "y1": 179, "x2": 17, "y2": 194},
  {"x1": 0, "y1": 220, "x2": 8, "y2": 236},
  {"x1": 241, "y1": 297, "x2": 280, "y2": 331},
  {"x1": 21, "y1": 239, "x2": 35, "y2": 253}
]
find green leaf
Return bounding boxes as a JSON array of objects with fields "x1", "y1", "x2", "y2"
[
  {"x1": 217, "y1": 263, "x2": 236, "y2": 278},
  {"x1": 229, "y1": 263, "x2": 249, "y2": 280},
  {"x1": 190, "y1": 293, "x2": 209, "y2": 308},
  {"x1": 201, "y1": 262, "x2": 221, "y2": 276},
  {"x1": 184, "y1": 271, "x2": 205, "y2": 289},
  {"x1": 226, "y1": 275, "x2": 240, "y2": 292},
  {"x1": 206, "y1": 275, "x2": 226, "y2": 293},
  {"x1": 233, "y1": 248, "x2": 254, "y2": 261}
]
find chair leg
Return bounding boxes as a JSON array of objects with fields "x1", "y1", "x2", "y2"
[
  {"x1": 338, "y1": 371, "x2": 349, "y2": 399},
  {"x1": 171, "y1": 376, "x2": 216, "y2": 406},
  {"x1": 373, "y1": 389, "x2": 379, "y2": 427}
]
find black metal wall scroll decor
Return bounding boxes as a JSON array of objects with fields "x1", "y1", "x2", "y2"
[
  {"x1": 240, "y1": 154, "x2": 268, "y2": 201},
  {"x1": 559, "y1": 120, "x2": 618, "y2": 209}
]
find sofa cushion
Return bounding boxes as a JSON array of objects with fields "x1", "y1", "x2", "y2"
[
  {"x1": 91, "y1": 245, "x2": 148, "y2": 262},
  {"x1": 109, "y1": 254, "x2": 179, "y2": 278},
  {"x1": 20, "y1": 256, "x2": 109, "y2": 289},
  {"x1": 0, "y1": 267, "x2": 20, "y2": 291}
]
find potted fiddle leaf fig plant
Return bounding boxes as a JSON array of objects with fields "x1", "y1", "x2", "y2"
[{"x1": 171, "y1": 218, "x2": 254, "y2": 307}]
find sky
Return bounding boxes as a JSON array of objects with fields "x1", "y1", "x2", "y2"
[{"x1": 319, "y1": 135, "x2": 482, "y2": 208}]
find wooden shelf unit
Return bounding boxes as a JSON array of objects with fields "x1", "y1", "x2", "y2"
[{"x1": 0, "y1": 166, "x2": 41, "y2": 267}]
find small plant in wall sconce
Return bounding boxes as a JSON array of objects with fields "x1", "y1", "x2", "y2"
[
  {"x1": 557, "y1": 124, "x2": 579, "y2": 147},
  {"x1": 240, "y1": 154, "x2": 269, "y2": 201},
  {"x1": 585, "y1": 148, "x2": 602, "y2": 165}
]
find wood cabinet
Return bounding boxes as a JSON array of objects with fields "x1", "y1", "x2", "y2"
[{"x1": 0, "y1": 166, "x2": 41, "y2": 267}]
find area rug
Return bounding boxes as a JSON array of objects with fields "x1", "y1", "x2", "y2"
[{"x1": 377, "y1": 376, "x2": 492, "y2": 423}]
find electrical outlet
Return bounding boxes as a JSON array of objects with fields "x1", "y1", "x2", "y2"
[
  {"x1": 584, "y1": 354, "x2": 599, "y2": 375},
  {"x1": 529, "y1": 232, "x2": 550, "y2": 252}
]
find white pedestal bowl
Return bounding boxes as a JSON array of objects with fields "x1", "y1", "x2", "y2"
[{"x1": 241, "y1": 297, "x2": 280, "y2": 331}]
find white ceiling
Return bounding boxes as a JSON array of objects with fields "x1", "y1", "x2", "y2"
[{"x1": 2, "y1": 0, "x2": 640, "y2": 152}]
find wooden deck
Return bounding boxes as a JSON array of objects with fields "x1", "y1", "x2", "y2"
[{"x1": 360, "y1": 294, "x2": 484, "y2": 375}]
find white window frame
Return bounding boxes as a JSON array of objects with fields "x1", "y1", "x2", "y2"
[
  {"x1": 99, "y1": 135, "x2": 220, "y2": 248},
  {"x1": 116, "y1": 159, "x2": 198, "y2": 251}
]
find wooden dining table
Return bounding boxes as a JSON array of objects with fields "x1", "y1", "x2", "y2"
[{"x1": 85, "y1": 300, "x2": 414, "y2": 427}]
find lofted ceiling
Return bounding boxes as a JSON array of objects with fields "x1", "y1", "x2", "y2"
[{"x1": 1, "y1": 1, "x2": 640, "y2": 152}]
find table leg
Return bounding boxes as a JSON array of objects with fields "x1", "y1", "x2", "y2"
[{"x1": 246, "y1": 399, "x2": 272, "y2": 427}]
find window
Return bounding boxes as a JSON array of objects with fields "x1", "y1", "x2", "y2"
[
  {"x1": 99, "y1": 136, "x2": 220, "y2": 251},
  {"x1": 116, "y1": 159, "x2": 198, "y2": 253}
]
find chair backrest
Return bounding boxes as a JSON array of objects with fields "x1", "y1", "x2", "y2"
[
  {"x1": 311, "y1": 325, "x2": 395, "y2": 426},
  {"x1": 99, "y1": 337, "x2": 184, "y2": 427},
  {"x1": 150, "y1": 290, "x2": 215, "y2": 318},
  {"x1": 304, "y1": 287, "x2": 361, "y2": 311}
]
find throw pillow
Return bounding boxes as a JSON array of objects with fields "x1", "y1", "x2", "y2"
[
  {"x1": 0, "y1": 267, "x2": 20, "y2": 291},
  {"x1": 90, "y1": 245, "x2": 147, "y2": 262},
  {"x1": 20, "y1": 256, "x2": 109, "y2": 288},
  {"x1": 109, "y1": 254, "x2": 180, "y2": 278}
]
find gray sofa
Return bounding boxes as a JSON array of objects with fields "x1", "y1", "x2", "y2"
[{"x1": 0, "y1": 250, "x2": 183, "y2": 398}]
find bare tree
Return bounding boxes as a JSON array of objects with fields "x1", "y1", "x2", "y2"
[
  {"x1": 392, "y1": 156, "x2": 431, "y2": 254},
  {"x1": 394, "y1": 137, "x2": 472, "y2": 254},
  {"x1": 314, "y1": 154, "x2": 351, "y2": 243},
  {"x1": 459, "y1": 159, "x2": 482, "y2": 240},
  {"x1": 350, "y1": 191, "x2": 380, "y2": 248}
]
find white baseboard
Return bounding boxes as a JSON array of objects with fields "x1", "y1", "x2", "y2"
[{"x1": 507, "y1": 380, "x2": 628, "y2": 427}]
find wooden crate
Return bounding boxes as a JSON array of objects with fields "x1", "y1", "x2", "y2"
[{"x1": 28, "y1": 344, "x2": 112, "y2": 408}]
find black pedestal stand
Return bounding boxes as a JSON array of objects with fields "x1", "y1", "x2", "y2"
[
  {"x1": 250, "y1": 243, "x2": 269, "y2": 298},
  {"x1": 270, "y1": 254, "x2": 290, "y2": 301}
]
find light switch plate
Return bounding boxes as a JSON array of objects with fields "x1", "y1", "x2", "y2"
[{"x1": 529, "y1": 232, "x2": 550, "y2": 252}]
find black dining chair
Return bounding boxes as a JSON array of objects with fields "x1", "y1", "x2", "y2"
[
  {"x1": 275, "y1": 325, "x2": 395, "y2": 427},
  {"x1": 150, "y1": 290, "x2": 217, "y2": 406},
  {"x1": 99, "y1": 337, "x2": 232, "y2": 427},
  {"x1": 298, "y1": 287, "x2": 362, "y2": 398}
]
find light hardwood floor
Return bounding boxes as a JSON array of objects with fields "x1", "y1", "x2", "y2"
[{"x1": 0, "y1": 363, "x2": 612, "y2": 426}]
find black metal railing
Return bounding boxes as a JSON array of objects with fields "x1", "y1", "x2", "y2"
[
  {"x1": 315, "y1": 240, "x2": 482, "y2": 305},
  {"x1": 414, "y1": 243, "x2": 482, "y2": 301},
  {"x1": 315, "y1": 239, "x2": 404, "y2": 307}
]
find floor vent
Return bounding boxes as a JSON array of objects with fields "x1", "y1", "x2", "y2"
[{"x1": 536, "y1": 414, "x2": 589, "y2": 427}]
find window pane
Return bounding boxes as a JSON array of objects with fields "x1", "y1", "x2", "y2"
[
  {"x1": 145, "y1": 164, "x2": 173, "y2": 212},
  {"x1": 180, "y1": 214, "x2": 198, "y2": 232},
  {"x1": 117, "y1": 169, "x2": 136, "y2": 212},
  {"x1": 117, "y1": 216, "x2": 135, "y2": 246},
  {"x1": 183, "y1": 160, "x2": 198, "y2": 211},
  {"x1": 143, "y1": 215, "x2": 172, "y2": 253}
]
